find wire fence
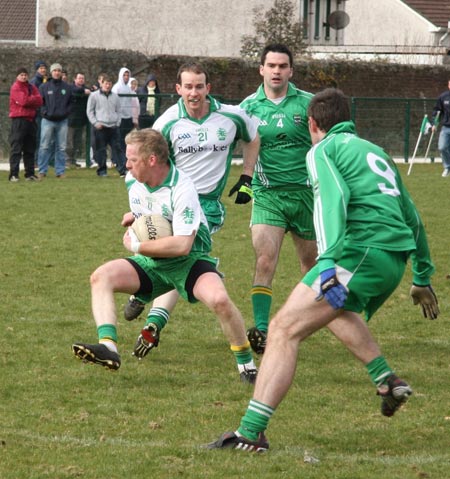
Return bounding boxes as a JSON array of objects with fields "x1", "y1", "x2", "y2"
[
  {"x1": 0, "y1": 93, "x2": 439, "y2": 163},
  {"x1": 351, "y1": 97, "x2": 438, "y2": 162}
]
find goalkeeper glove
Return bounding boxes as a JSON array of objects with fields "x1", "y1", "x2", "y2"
[
  {"x1": 228, "y1": 174, "x2": 253, "y2": 204},
  {"x1": 315, "y1": 268, "x2": 348, "y2": 310},
  {"x1": 410, "y1": 284, "x2": 439, "y2": 320}
]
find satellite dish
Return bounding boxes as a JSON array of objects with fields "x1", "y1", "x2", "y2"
[
  {"x1": 46, "y1": 17, "x2": 70, "y2": 39},
  {"x1": 326, "y1": 11, "x2": 350, "y2": 30}
]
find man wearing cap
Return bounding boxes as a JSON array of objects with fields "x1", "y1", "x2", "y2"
[
  {"x1": 37, "y1": 63, "x2": 74, "y2": 178},
  {"x1": 30, "y1": 60, "x2": 48, "y2": 162},
  {"x1": 30, "y1": 60, "x2": 48, "y2": 88},
  {"x1": 8, "y1": 67, "x2": 43, "y2": 182}
]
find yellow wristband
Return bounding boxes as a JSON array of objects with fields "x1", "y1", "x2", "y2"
[{"x1": 238, "y1": 185, "x2": 253, "y2": 197}]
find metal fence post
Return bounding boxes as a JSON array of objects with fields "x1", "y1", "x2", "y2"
[
  {"x1": 404, "y1": 100, "x2": 411, "y2": 162},
  {"x1": 350, "y1": 97, "x2": 357, "y2": 123}
]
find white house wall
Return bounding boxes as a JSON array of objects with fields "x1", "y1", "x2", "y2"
[
  {"x1": 344, "y1": 0, "x2": 438, "y2": 47},
  {"x1": 37, "y1": 0, "x2": 267, "y2": 57},
  {"x1": 36, "y1": 0, "x2": 447, "y2": 63}
]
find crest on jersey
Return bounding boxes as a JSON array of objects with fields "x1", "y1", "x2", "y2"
[
  {"x1": 183, "y1": 207, "x2": 194, "y2": 225},
  {"x1": 217, "y1": 128, "x2": 227, "y2": 141},
  {"x1": 161, "y1": 204, "x2": 170, "y2": 217},
  {"x1": 293, "y1": 114, "x2": 302, "y2": 125}
]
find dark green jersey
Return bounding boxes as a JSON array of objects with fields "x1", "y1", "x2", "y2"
[
  {"x1": 306, "y1": 121, "x2": 435, "y2": 285},
  {"x1": 240, "y1": 83, "x2": 312, "y2": 190}
]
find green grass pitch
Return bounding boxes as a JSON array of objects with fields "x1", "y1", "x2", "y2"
[{"x1": 0, "y1": 164, "x2": 449, "y2": 478}]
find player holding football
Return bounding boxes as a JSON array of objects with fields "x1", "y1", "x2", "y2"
[
  {"x1": 207, "y1": 88, "x2": 439, "y2": 451},
  {"x1": 72, "y1": 129, "x2": 258, "y2": 383},
  {"x1": 123, "y1": 62, "x2": 259, "y2": 363}
]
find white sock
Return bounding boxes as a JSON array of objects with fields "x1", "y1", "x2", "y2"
[
  {"x1": 238, "y1": 360, "x2": 257, "y2": 373},
  {"x1": 99, "y1": 340, "x2": 118, "y2": 353}
]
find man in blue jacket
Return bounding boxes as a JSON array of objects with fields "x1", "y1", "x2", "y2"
[
  {"x1": 37, "y1": 63, "x2": 73, "y2": 178},
  {"x1": 431, "y1": 79, "x2": 450, "y2": 177}
]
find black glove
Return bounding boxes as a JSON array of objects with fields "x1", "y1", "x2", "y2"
[
  {"x1": 410, "y1": 284, "x2": 439, "y2": 320},
  {"x1": 228, "y1": 174, "x2": 253, "y2": 204}
]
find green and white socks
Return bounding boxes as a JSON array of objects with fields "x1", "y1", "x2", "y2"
[{"x1": 237, "y1": 399, "x2": 275, "y2": 441}]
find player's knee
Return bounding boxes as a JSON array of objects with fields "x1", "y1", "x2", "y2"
[
  {"x1": 90, "y1": 269, "x2": 103, "y2": 288},
  {"x1": 255, "y1": 254, "x2": 277, "y2": 277},
  {"x1": 269, "y1": 313, "x2": 299, "y2": 342},
  {"x1": 208, "y1": 290, "x2": 234, "y2": 316},
  {"x1": 268, "y1": 314, "x2": 287, "y2": 337},
  {"x1": 90, "y1": 265, "x2": 111, "y2": 288}
]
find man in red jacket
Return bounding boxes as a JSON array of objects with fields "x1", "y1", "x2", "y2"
[{"x1": 8, "y1": 67, "x2": 43, "y2": 182}]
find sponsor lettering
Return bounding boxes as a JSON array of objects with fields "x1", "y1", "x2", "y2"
[{"x1": 178, "y1": 145, "x2": 227, "y2": 153}]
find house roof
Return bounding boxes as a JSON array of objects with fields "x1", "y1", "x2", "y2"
[
  {"x1": 0, "y1": 0, "x2": 36, "y2": 42},
  {"x1": 401, "y1": 1, "x2": 450, "y2": 28}
]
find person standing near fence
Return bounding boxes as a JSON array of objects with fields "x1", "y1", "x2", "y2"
[
  {"x1": 129, "y1": 77, "x2": 141, "y2": 128},
  {"x1": 8, "y1": 67, "x2": 43, "y2": 182},
  {"x1": 37, "y1": 63, "x2": 73, "y2": 179},
  {"x1": 137, "y1": 73, "x2": 160, "y2": 128},
  {"x1": 30, "y1": 60, "x2": 48, "y2": 164},
  {"x1": 66, "y1": 72, "x2": 91, "y2": 168},
  {"x1": 86, "y1": 75, "x2": 123, "y2": 177},
  {"x1": 112, "y1": 67, "x2": 136, "y2": 176},
  {"x1": 431, "y1": 79, "x2": 450, "y2": 177}
]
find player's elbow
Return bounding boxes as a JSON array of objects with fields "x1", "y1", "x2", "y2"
[
  {"x1": 175, "y1": 235, "x2": 195, "y2": 256},
  {"x1": 177, "y1": 243, "x2": 193, "y2": 256}
]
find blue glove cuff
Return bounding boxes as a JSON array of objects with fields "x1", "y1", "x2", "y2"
[{"x1": 320, "y1": 268, "x2": 336, "y2": 282}]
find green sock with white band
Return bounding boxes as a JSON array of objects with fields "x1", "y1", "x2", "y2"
[{"x1": 237, "y1": 399, "x2": 274, "y2": 441}]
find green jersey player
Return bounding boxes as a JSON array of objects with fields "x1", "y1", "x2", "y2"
[
  {"x1": 72, "y1": 129, "x2": 257, "y2": 383},
  {"x1": 240, "y1": 44, "x2": 317, "y2": 355},
  {"x1": 207, "y1": 88, "x2": 439, "y2": 451}
]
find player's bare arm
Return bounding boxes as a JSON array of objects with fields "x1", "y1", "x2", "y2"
[
  {"x1": 123, "y1": 229, "x2": 196, "y2": 258},
  {"x1": 241, "y1": 134, "x2": 260, "y2": 177}
]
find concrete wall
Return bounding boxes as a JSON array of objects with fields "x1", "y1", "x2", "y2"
[
  {"x1": 344, "y1": 0, "x2": 437, "y2": 47},
  {"x1": 34, "y1": 0, "x2": 448, "y2": 63},
  {"x1": 38, "y1": 0, "x2": 261, "y2": 57}
]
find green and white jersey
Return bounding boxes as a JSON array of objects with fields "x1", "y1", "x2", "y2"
[
  {"x1": 153, "y1": 96, "x2": 257, "y2": 200},
  {"x1": 240, "y1": 82, "x2": 312, "y2": 190},
  {"x1": 306, "y1": 121, "x2": 435, "y2": 285},
  {"x1": 125, "y1": 166, "x2": 211, "y2": 255}
]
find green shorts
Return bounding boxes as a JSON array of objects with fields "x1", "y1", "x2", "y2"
[
  {"x1": 199, "y1": 196, "x2": 225, "y2": 234},
  {"x1": 302, "y1": 245, "x2": 407, "y2": 320},
  {"x1": 251, "y1": 188, "x2": 315, "y2": 240},
  {"x1": 127, "y1": 253, "x2": 218, "y2": 304}
]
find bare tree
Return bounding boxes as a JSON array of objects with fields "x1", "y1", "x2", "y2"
[{"x1": 241, "y1": 0, "x2": 307, "y2": 60}]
